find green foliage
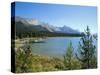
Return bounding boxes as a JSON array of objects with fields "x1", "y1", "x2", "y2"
[
  {"x1": 63, "y1": 41, "x2": 81, "y2": 70},
  {"x1": 15, "y1": 45, "x2": 33, "y2": 73},
  {"x1": 16, "y1": 31, "x2": 82, "y2": 39},
  {"x1": 93, "y1": 34, "x2": 97, "y2": 40},
  {"x1": 15, "y1": 45, "x2": 64, "y2": 72},
  {"x1": 76, "y1": 26, "x2": 97, "y2": 69},
  {"x1": 63, "y1": 42, "x2": 73, "y2": 70},
  {"x1": 51, "y1": 58, "x2": 65, "y2": 70},
  {"x1": 30, "y1": 54, "x2": 57, "y2": 72}
]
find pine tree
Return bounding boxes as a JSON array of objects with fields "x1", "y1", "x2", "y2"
[
  {"x1": 64, "y1": 41, "x2": 73, "y2": 70},
  {"x1": 64, "y1": 41, "x2": 81, "y2": 70},
  {"x1": 76, "y1": 26, "x2": 97, "y2": 69}
]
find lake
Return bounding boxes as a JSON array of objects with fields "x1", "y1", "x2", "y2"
[{"x1": 31, "y1": 37, "x2": 81, "y2": 58}]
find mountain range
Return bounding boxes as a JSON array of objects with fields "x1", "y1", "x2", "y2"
[{"x1": 13, "y1": 16, "x2": 81, "y2": 34}]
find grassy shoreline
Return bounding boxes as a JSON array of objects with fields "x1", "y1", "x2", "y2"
[
  {"x1": 15, "y1": 46, "x2": 65, "y2": 73},
  {"x1": 14, "y1": 39, "x2": 82, "y2": 73}
]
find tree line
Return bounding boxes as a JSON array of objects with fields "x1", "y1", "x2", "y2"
[{"x1": 16, "y1": 31, "x2": 83, "y2": 39}]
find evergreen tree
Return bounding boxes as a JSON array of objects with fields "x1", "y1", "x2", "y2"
[
  {"x1": 76, "y1": 26, "x2": 97, "y2": 69},
  {"x1": 64, "y1": 41, "x2": 81, "y2": 70},
  {"x1": 64, "y1": 41, "x2": 73, "y2": 70}
]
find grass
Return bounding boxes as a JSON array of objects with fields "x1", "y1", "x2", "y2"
[
  {"x1": 15, "y1": 48, "x2": 65, "y2": 73},
  {"x1": 15, "y1": 45, "x2": 82, "y2": 73}
]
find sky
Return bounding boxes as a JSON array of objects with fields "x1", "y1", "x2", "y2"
[{"x1": 13, "y1": 2, "x2": 97, "y2": 33}]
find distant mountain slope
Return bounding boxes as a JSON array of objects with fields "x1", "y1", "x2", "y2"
[
  {"x1": 13, "y1": 17, "x2": 49, "y2": 32},
  {"x1": 12, "y1": 16, "x2": 81, "y2": 34},
  {"x1": 58, "y1": 25, "x2": 81, "y2": 34}
]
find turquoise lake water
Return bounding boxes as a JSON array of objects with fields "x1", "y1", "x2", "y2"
[{"x1": 31, "y1": 37, "x2": 82, "y2": 58}]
